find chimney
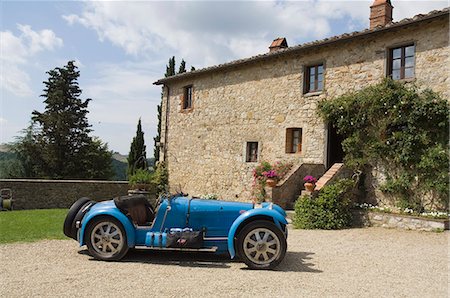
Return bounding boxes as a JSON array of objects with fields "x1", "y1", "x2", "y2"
[
  {"x1": 269, "y1": 37, "x2": 288, "y2": 52},
  {"x1": 370, "y1": 0, "x2": 393, "y2": 29}
]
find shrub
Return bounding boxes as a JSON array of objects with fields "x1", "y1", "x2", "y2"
[
  {"x1": 152, "y1": 161, "x2": 168, "y2": 195},
  {"x1": 294, "y1": 179, "x2": 355, "y2": 229},
  {"x1": 129, "y1": 169, "x2": 153, "y2": 189}
]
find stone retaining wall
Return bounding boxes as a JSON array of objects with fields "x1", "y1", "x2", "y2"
[
  {"x1": 0, "y1": 179, "x2": 131, "y2": 210},
  {"x1": 353, "y1": 210, "x2": 449, "y2": 232}
]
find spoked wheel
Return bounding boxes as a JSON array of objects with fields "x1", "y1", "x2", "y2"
[
  {"x1": 86, "y1": 216, "x2": 129, "y2": 261},
  {"x1": 237, "y1": 220, "x2": 286, "y2": 270}
]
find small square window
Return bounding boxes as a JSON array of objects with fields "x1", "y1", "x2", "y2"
[
  {"x1": 388, "y1": 44, "x2": 415, "y2": 80},
  {"x1": 304, "y1": 64, "x2": 324, "y2": 94},
  {"x1": 246, "y1": 142, "x2": 258, "y2": 162},
  {"x1": 182, "y1": 85, "x2": 193, "y2": 110},
  {"x1": 286, "y1": 128, "x2": 302, "y2": 154}
]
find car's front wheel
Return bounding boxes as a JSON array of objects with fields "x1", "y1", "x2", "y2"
[
  {"x1": 86, "y1": 216, "x2": 129, "y2": 261},
  {"x1": 237, "y1": 220, "x2": 287, "y2": 270}
]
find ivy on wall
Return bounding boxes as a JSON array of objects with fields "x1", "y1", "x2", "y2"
[{"x1": 318, "y1": 79, "x2": 449, "y2": 212}]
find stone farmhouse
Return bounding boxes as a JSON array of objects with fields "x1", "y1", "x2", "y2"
[{"x1": 154, "y1": 1, "x2": 449, "y2": 208}]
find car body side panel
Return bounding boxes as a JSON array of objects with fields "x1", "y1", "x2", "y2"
[
  {"x1": 188, "y1": 199, "x2": 253, "y2": 237},
  {"x1": 226, "y1": 208, "x2": 288, "y2": 258},
  {"x1": 79, "y1": 201, "x2": 136, "y2": 247}
]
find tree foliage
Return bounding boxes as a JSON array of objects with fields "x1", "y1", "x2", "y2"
[
  {"x1": 127, "y1": 118, "x2": 147, "y2": 177},
  {"x1": 178, "y1": 59, "x2": 186, "y2": 74},
  {"x1": 165, "y1": 56, "x2": 176, "y2": 78},
  {"x1": 318, "y1": 79, "x2": 449, "y2": 211},
  {"x1": 14, "y1": 61, "x2": 113, "y2": 179}
]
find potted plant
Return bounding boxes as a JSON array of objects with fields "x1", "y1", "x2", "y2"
[
  {"x1": 251, "y1": 161, "x2": 293, "y2": 202},
  {"x1": 263, "y1": 170, "x2": 279, "y2": 187},
  {"x1": 129, "y1": 169, "x2": 153, "y2": 191},
  {"x1": 303, "y1": 175, "x2": 317, "y2": 192}
]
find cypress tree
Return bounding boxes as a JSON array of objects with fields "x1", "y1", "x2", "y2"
[
  {"x1": 128, "y1": 118, "x2": 147, "y2": 176},
  {"x1": 154, "y1": 57, "x2": 177, "y2": 162},
  {"x1": 178, "y1": 59, "x2": 186, "y2": 74}
]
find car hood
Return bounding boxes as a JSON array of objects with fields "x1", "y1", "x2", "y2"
[{"x1": 172, "y1": 196, "x2": 286, "y2": 217}]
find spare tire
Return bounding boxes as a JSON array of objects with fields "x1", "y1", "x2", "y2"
[{"x1": 63, "y1": 197, "x2": 95, "y2": 240}]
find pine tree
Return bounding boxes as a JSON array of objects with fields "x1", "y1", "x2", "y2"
[
  {"x1": 128, "y1": 118, "x2": 147, "y2": 176},
  {"x1": 21, "y1": 61, "x2": 113, "y2": 179}
]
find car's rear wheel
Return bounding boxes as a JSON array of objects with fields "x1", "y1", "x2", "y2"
[
  {"x1": 86, "y1": 216, "x2": 129, "y2": 261},
  {"x1": 237, "y1": 220, "x2": 286, "y2": 270}
]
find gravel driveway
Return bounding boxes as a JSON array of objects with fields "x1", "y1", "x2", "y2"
[{"x1": 0, "y1": 227, "x2": 447, "y2": 297}]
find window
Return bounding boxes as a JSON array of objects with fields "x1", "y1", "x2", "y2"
[
  {"x1": 246, "y1": 142, "x2": 258, "y2": 162},
  {"x1": 182, "y1": 85, "x2": 193, "y2": 110},
  {"x1": 305, "y1": 64, "x2": 324, "y2": 93},
  {"x1": 388, "y1": 44, "x2": 415, "y2": 80},
  {"x1": 286, "y1": 128, "x2": 302, "y2": 154}
]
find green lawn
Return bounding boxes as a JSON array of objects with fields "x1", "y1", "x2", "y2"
[{"x1": 0, "y1": 209, "x2": 68, "y2": 244}]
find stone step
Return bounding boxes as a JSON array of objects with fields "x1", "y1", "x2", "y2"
[{"x1": 315, "y1": 163, "x2": 344, "y2": 191}]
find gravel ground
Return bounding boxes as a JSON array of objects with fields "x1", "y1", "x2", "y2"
[{"x1": 0, "y1": 227, "x2": 448, "y2": 297}]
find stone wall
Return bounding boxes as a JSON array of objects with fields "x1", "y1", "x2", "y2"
[
  {"x1": 160, "y1": 17, "x2": 449, "y2": 202},
  {"x1": 0, "y1": 179, "x2": 130, "y2": 210},
  {"x1": 353, "y1": 210, "x2": 449, "y2": 232}
]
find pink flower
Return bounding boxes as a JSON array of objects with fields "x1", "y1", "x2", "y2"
[{"x1": 303, "y1": 175, "x2": 317, "y2": 183}]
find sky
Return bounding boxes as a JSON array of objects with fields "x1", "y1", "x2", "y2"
[{"x1": 1, "y1": 0, "x2": 448, "y2": 156}]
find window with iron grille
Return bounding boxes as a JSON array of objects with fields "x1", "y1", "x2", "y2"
[
  {"x1": 304, "y1": 64, "x2": 324, "y2": 93},
  {"x1": 246, "y1": 142, "x2": 258, "y2": 162},
  {"x1": 388, "y1": 44, "x2": 415, "y2": 80},
  {"x1": 286, "y1": 128, "x2": 302, "y2": 154},
  {"x1": 182, "y1": 85, "x2": 193, "y2": 110}
]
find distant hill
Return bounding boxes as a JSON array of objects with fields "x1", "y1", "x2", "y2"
[
  {"x1": 112, "y1": 152, "x2": 156, "y2": 181},
  {"x1": 0, "y1": 143, "x2": 12, "y2": 153},
  {"x1": 111, "y1": 152, "x2": 127, "y2": 181}
]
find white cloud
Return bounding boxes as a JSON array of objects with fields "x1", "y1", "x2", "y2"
[
  {"x1": 81, "y1": 61, "x2": 162, "y2": 154},
  {"x1": 63, "y1": 0, "x2": 448, "y2": 70},
  {"x1": 0, "y1": 24, "x2": 63, "y2": 97}
]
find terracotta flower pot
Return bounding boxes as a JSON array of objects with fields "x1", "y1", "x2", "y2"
[
  {"x1": 266, "y1": 178, "x2": 278, "y2": 187},
  {"x1": 304, "y1": 182, "x2": 315, "y2": 192}
]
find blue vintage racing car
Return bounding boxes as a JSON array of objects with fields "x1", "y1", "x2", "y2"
[{"x1": 64, "y1": 193, "x2": 288, "y2": 269}]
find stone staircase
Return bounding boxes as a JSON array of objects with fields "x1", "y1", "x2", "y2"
[
  {"x1": 270, "y1": 162, "x2": 351, "y2": 209},
  {"x1": 314, "y1": 163, "x2": 345, "y2": 191},
  {"x1": 270, "y1": 163, "x2": 325, "y2": 209}
]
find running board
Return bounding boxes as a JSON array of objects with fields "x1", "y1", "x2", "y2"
[{"x1": 135, "y1": 246, "x2": 218, "y2": 253}]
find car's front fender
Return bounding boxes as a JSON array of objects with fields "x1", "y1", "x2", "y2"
[
  {"x1": 227, "y1": 208, "x2": 288, "y2": 259},
  {"x1": 79, "y1": 208, "x2": 136, "y2": 248}
]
